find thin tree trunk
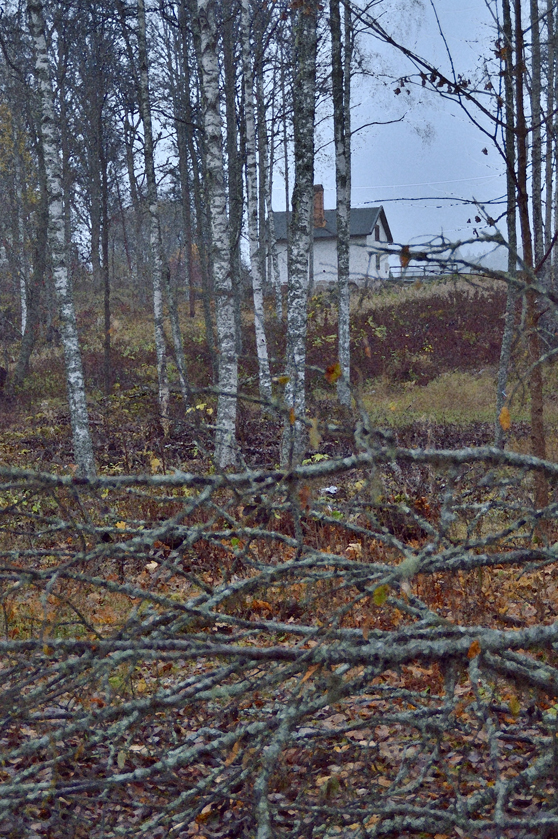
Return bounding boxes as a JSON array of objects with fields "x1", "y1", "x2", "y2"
[
  {"x1": 241, "y1": 0, "x2": 272, "y2": 406},
  {"x1": 184, "y1": 0, "x2": 218, "y2": 381},
  {"x1": 162, "y1": 8, "x2": 196, "y2": 318},
  {"x1": 13, "y1": 130, "x2": 29, "y2": 338},
  {"x1": 262, "y1": 68, "x2": 282, "y2": 319},
  {"x1": 101, "y1": 139, "x2": 111, "y2": 396},
  {"x1": 222, "y1": 2, "x2": 243, "y2": 355},
  {"x1": 173, "y1": 23, "x2": 196, "y2": 317},
  {"x1": 530, "y1": 0, "x2": 543, "y2": 269},
  {"x1": 123, "y1": 116, "x2": 147, "y2": 306},
  {"x1": 197, "y1": 0, "x2": 238, "y2": 467},
  {"x1": 27, "y1": 0, "x2": 95, "y2": 478},
  {"x1": 280, "y1": 39, "x2": 291, "y2": 306},
  {"x1": 11, "y1": 127, "x2": 47, "y2": 392},
  {"x1": 165, "y1": 265, "x2": 192, "y2": 406},
  {"x1": 136, "y1": 0, "x2": 170, "y2": 431},
  {"x1": 330, "y1": 0, "x2": 351, "y2": 408},
  {"x1": 495, "y1": 0, "x2": 518, "y2": 448},
  {"x1": 544, "y1": 0, "x2": 554, "y2": 289},
  {"x1": 280, "y1": 0, "x2": 318, "y2": 466},
  {"x1": 515, "y1": 0, "x2": 547, "y2": 510}
]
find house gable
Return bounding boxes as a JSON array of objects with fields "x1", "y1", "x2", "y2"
[{"x1": 272, "y1": 202, "x2": 393, "y2": 286}]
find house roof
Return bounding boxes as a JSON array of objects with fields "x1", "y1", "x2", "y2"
[{"x1": 272, "y1": 206, "x2": 393, "y2": 243}]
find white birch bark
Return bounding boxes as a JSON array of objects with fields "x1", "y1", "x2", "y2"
[
  {"x1": 27, "y1": 0, "x2": 95, "y2": 478},
  {"x1": 330, "y1": 0, "x2": 351, "y2": 408},
  {"x1": 262, "y1": 75, "x2": 282, "y2": 320},
  {"x1": 136, "y1": 0, "x2": 170, "y2": 432},
  {"x1": 241, "y1": 0, "x2": 272, "y2": 407},
  {"x1": 280, "y1": 1, "x2": 318, "y2": 466},
  {"x1": 197, "y1": 0, "x2": 238, "y2": 467}
]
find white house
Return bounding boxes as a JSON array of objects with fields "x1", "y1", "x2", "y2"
[{"x1": 273, "y1": 185, "x2": 393, "y2": 287}]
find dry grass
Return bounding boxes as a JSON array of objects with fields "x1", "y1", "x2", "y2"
[
  {"x1": 348, "y1": 274, "x2": 506, "y2": 315},
  {"x1": 361, "y1": 369, "x2": 499, "y2": 425}
]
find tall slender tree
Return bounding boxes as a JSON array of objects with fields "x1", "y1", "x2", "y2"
[
  {"x1": 197, "y1": 0, "x2": 238, "y2": 467},
  {"x1": 241, "y1": 0, "x2": 272, "y2": 407},
  {"x1": 27, "y1": 0, "x2": 95, "y2": 478},
  {"x1": 281, "y1": 0, "x2": 318, "y2": 466},
  {"x1": 330, "y1": 0, "x2": 352, "y2": 408},
  {"x1": 135, "y1": 0, "x2": 171, "y2": 430}
]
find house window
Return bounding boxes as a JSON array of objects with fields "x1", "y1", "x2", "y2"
[
  {"x1": 375, "y1": 254, "x2": 381, "y2": 271},
  {"x1": 374, "y1": 225, "x2": 380, "y2": 241}
]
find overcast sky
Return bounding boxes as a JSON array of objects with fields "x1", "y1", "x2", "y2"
[{"x1": 272, "y1": 1, "x2": 507, "y2": 265}]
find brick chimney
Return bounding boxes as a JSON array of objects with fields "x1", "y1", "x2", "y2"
[{"x1": 313, "y1": 184, "x2": 326, "y2": 228}]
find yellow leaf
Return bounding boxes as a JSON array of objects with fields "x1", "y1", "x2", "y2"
[
  {"x1": 277, "y1": 375, "x2": 290, "y2": 385},
  {"x1": 499, "y1": 405, "x2": 511, "y2": 431},
  {"x1": 115, "y1": 521, "x2": 126, "y2": 530},
  {"x1": 468, "y1": 639, "x2": 481, "y2": 659},
  {"x1": 509, "y1": 694, "x2": 521, "y2": 716},
  {"x1": 309, "y1": 417, "x2": 322, "y2": 449},
  {"x1": 325, "y1": 362, "x2": 341, "y2": 384},
  {"x1": 373, "y1": 585, "x2": 389, "y2": 606},
  {"x1": 150, "y1": 457, "x2": 162, "y2": 473},
  {"x1": 289, "y1": 407, "x2": 296, "y2": 425},
  {"x1": 224, "y1": 739, "x2": 241, "y2": 766}
]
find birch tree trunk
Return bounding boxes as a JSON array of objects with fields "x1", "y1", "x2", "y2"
[
  {"x1": 261, "y1": 68, "x2": 282, "y2": 320},
  {"x1": 495, "y1": 0, "x2": 518, "y2": 448},
  {"x1": 27, "y1": 0, "x2": 96, "y2": 478},
  {"x1": 136, "y1": 0, "x2": 170, "y2": 432},
  {"x1": 330, "y1": 0, "x2": 351, "y2": 408},
  {"x1": 280, "y1": 0, "x2": 318, "y2": 466},
  {"x1": 241, "y1": 0, "x2": 272, "y2": 407},
  {"x1": 222, "y1": 2, "x2": 243, "y2": 355},
  {"x1": 197, "y1": 0, "x2": 238, "y2": 467}
]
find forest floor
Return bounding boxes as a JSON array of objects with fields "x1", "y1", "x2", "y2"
[{"x1": 1, "y1": 276, "x2": 558, "y2": 838}]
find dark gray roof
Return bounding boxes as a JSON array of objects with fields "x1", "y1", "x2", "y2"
[{"x1": 272, "y1": 206, "x2": 393, "y2": 243}]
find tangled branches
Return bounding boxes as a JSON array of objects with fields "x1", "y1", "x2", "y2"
[{"x1": 1, "y1": 442, "x2": 558, "y2": 837}]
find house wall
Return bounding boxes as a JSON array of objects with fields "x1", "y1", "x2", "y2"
[{"x1": 275, "y1": 219, "x2": 391, "y2": 287}]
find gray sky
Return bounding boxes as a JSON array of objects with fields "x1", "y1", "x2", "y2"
[{"x1": 273, "y1": 1, "x2": 507, "y2": 263}]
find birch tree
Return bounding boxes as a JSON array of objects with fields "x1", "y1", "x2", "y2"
[
  {"x1": 330, "y1": 0, "x2": 352, "y2": 408},
  {"x1": 27, "y1": 0, "x2": 95, "y2": 478},
  {"x1": 281, "y1": 0, "x2": 318, "y2": 466},
  {"x1": 241, "y1": 0, "x2": 272, "y2": 407},
  {"x1": 135, "y1": 0, "x2": 171, "y2": 430},
  {"x1": 197, "y1": 0, "x2": 238, "y2": 467}
]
